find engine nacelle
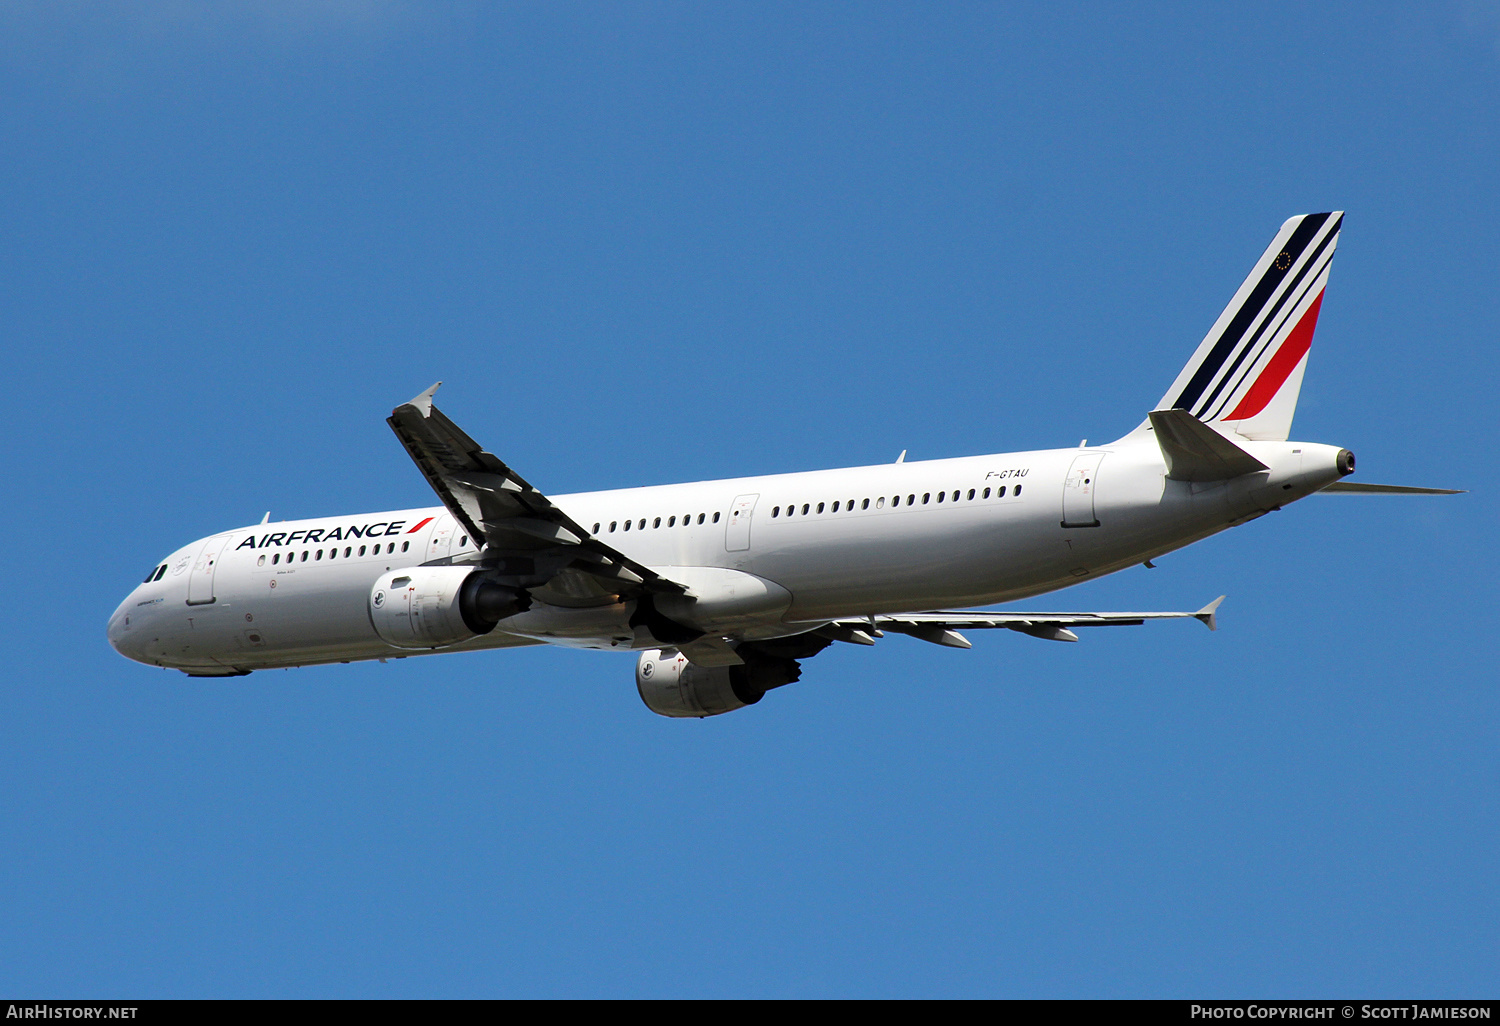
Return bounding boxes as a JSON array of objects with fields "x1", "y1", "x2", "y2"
[
  {"x1": 370, "y1": 567, "x2": 529, "y2": 649},
  {"x1": 635, "y1": 647, "x2": 802, "y2": 718}
]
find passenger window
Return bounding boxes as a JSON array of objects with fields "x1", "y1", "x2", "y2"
[
  {"x1": 638, "y1": 519, "x2": 646, "y2": 530},
  {"x1": 272, "y1": 553, "x2": 280, "y2": 565},
  {"x1": 801, "y1": 504, "x2": 809, "y2": 515},
  {"x1": 609, "y1": 522, "x2": 617, "y2": 533},
  {"x1": 937, "y1": 492, "x2": 945, "y2": 502},
  {"x1": 712, "y1": 512, "x2": 720, "y2": 523},
  {"x1": 876, "y1": 497, "x2": 885, "y2": 509},
  {"x1": 301, "y1": 551, "x2": 309, "y2": 562},
  {"x1": 459, "y1": 536, "x2": 467, "y2": 547},
  {"x1": 344, "y1": 547, "x2": 351, "y2": 557},
  {"x1": 830, "y1": 501, "x2": 839, "y2": 512},
  {"x1": 668, "y1": 516, "x2": 676, "y2": 527},
  {"x1": 908, "y1": 494, "x2": 916, "y2": 506},
  {"x1": 315, "y1": 550, "x2": 323, "y2": 560},
  {"x1": 1014, "y1": 485, "x2": 1022, "y2": 496},
  {"x1": 328, "y1": 549, "x2": 336, "y2": 560},
  {"x1": 593, "y1": 523, "x2": 601, "y2": 534},
  {"x1": 998, "y1": 486, "x2": 1007, "y2": 497},
  {"x1": 923, "y1": 493, "x2": 930, "y2": 504},
  {"x1": 968, "y1": 489, "x2": 975, "y2": 500},
  {"x1": 257, "y1": 555, "x2": 265, "y2": 567},
  {"x1": 358, "y1": 545, "x2": 366, "y2": 556},
  {"x1": 983, "y1": 487, "x2": 991, "y2": 499},
  {"x1": 862, "y1": 498, "x2": 870, "y2": 510},
  {"x1": 624, "y1": 520, "x2": 631, "y2": 531},
  {"x1": 401, "y1": 541, "x2": 410, "y2": 552},
  {"x1": 772, "y1": 507, "x2": 780, "y2": 518},
  {"x1": 698, "y1": 513, "x2": 705, "y2": 524},
  {"x1": 817, "y1": 502, "x2": 825, "y2": 514},
  {"x1": 892, "y1": 495, "x2": 900, "y2": 507}
]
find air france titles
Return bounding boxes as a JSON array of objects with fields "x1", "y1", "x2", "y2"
[{"x1": 235, "y1": 521, "x2": 410, "y2": 550}]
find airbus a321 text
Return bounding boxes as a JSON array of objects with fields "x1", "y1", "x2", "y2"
[{"x1": 109, "y1": 213, "x2": 1458, "y2": 717}]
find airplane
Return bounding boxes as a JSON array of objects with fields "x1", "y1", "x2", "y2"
[{"x1": 108, "y1": 212, "x2": 1459, "y2": 717}]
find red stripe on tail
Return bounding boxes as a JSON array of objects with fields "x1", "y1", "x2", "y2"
[{"x1": 1223, "y1": 290, "x2": 1324, "y2": 422}]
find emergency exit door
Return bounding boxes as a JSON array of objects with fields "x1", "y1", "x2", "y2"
[{"x1": 725, "y1": 494, "x2": 759, "y2": 552}]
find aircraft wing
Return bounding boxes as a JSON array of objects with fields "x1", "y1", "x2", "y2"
[
  {"x1": 823, "y1": 596, "x2": 1225, "y2": 647},
  {"x1": 387, "y1": 383, "x2": 686, "y2": 603}
]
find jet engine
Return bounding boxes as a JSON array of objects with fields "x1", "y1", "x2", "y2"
[
  {"x1": 370, "y1": 567, "x2": 529, "y2": 649},
  {"x1": 635, "y1": 646, "x2": 806, "y2": 718}
]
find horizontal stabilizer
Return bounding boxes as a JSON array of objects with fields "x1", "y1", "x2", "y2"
[
  {"x1": 1319, "y1": 482, "x2": 1464, "y2": 495},
  {"x1": 1149, "y1": 409, "x2": 1268, "y2": 482},
  {"x1": 1195, "y1": 595, "x2": 1225, "y2": 632}
]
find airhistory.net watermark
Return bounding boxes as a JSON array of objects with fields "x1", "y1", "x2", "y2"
[{"x1": 6, "y1": 1007, "x2": 137, "y2": 1020}]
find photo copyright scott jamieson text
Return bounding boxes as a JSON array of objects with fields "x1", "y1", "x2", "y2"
[
  {"x1": 1191, "y1": 1008, "x2": 1491, "y2": 1021},
  {"x1": 7, "y1": 1008, "x2": 137, "y2": 1020}
]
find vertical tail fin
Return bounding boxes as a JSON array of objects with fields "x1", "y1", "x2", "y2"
[{"x1": 1153, "y1": 212, "x2": 1343, "y2": 441}]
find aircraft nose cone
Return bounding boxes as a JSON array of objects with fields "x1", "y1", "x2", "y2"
[{"x1": 107, "y1": 599, "x2": 149, "y2": 664}]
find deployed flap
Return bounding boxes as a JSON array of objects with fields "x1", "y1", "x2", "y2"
[
  {"x1": 832, "y1": 599, "x2": 1225, "y2": 645},
  {"x1": 678, "y1": 636, "x2": 745, "y2": 667},
  {"x1": 1318, "y1": 482, "x2": 1464, "y2": 495},
  {"x1": 882, "y1": 623, "x2": 973, "y2": 649},
  {"x1": 1148, "y1": 409, "x2": 1268, "y2": 482},
  {"x1": 388, "y1": 383, "x2": 684, "y2": 598}
]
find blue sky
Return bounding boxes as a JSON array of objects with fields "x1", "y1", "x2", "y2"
[{"x1": 1, "y1": 2, "x2": 1495, "y2": 997}]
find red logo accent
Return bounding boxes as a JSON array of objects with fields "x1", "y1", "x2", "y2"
[
  {"x1": 407, "y1": 517, "x2": 435, "y2": 534},
  {"x1": 1224, "y1": 290, "x2": 1324, "y2": 421}
]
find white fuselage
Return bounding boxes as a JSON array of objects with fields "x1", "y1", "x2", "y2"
[{"x1": 107, "y1": 435, "x2": 1346, "y2": 675}]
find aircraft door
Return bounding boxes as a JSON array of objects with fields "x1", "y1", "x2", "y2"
[
  {"x1": 424, "y1": 514, "x2": 458, "y2": 562},
  {"x1": 725, "y1": 494, "x2": 759, "y2": 552},
  {"x1": 187, "y1": 534, "x2": 233, "y2": 605},
  {"x1": 1061, "y1": 453, "x2": 1106, "y2": 529}
]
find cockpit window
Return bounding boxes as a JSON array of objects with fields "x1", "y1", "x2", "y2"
[{"x1": 143, "y1": 564, "x2": 166, "y2": 583}]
